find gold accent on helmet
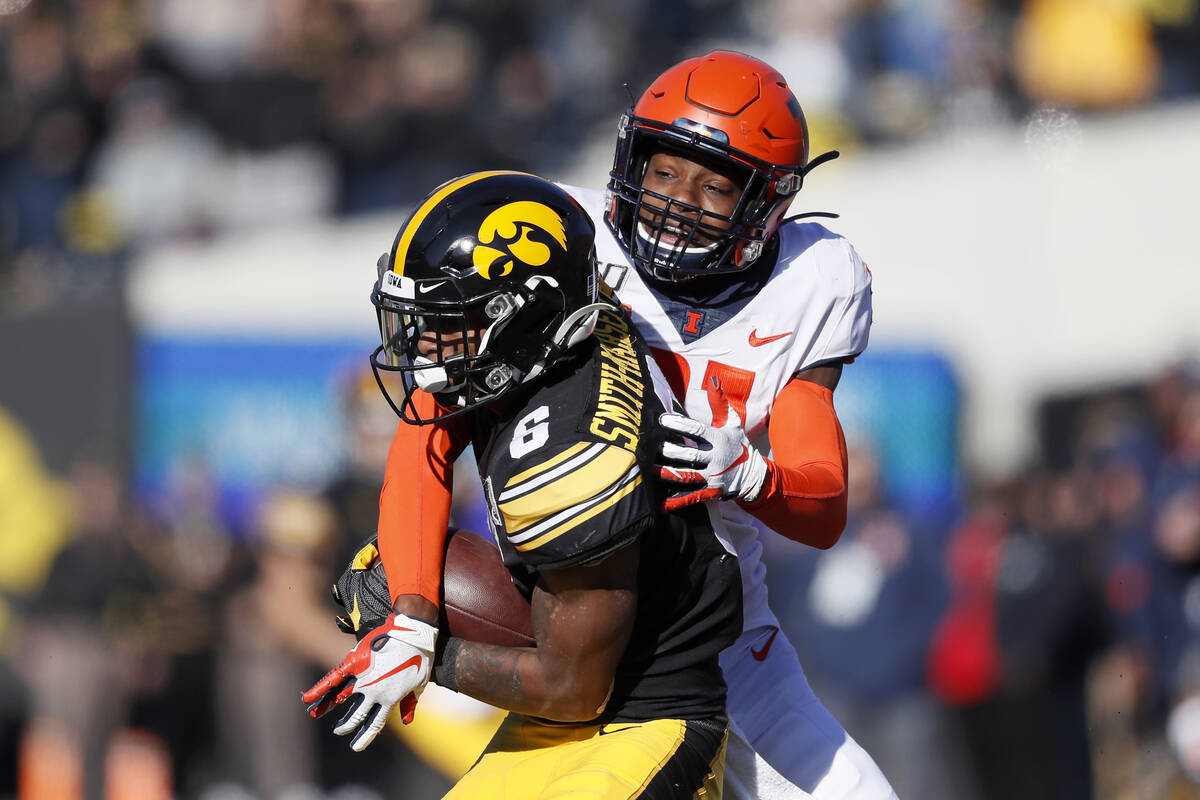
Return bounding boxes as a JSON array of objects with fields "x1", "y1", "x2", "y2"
[{"x1": 390, "y1": 171, "x2": 524, "y2": 276}]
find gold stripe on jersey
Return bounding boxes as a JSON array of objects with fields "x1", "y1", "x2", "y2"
[
  {"x1": 513, "y1": 472, "x2": 643, "y2": 553},
  {"x1": 500, "y1": 446, "x2": 638, "y2": 534},
  {"x1": 505, "y1": 441, "x2": 593, "y2": 494},
  {"x1": 392, "y1": 170, "x2": 525, "y2": 275},
  {"x1": 496, "y1": 443, "x2": 609, "y2": 506},
  {"x1": 506, "y1": 462, "x2": 641, "y2": 549},
  {"x1": 589, "y1": 314, "x2": 645, "y2": 453},
  {"x1": 499, "y1": 443, "x2": 610, "y2": 506}
]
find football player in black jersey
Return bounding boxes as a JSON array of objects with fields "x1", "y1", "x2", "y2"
[{"x1": 303, "y1": 171, "x2": 743, "y2": 799}]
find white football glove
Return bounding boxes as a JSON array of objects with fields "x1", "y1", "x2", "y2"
[
  {"x1": 302, "y1": 613, "x2": 437, "y2": 751},
  {"x1": 658, "y1": 410, "x2": 768, "y2": 511}
]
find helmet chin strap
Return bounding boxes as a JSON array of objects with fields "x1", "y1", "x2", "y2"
[{"x1": 417, "y1": 357, "x2": 511, "y2": 407}]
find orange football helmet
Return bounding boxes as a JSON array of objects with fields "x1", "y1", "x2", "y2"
[{"x1": 607, "y1": 50, "x2": 836, "y2": 283}]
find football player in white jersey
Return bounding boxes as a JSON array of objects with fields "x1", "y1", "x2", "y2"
[
  {"x1": 562, "y1": 50, "x2": 896, "y2": 800},
  {"x1": 359, "y1": 51, "x2": 897, "y2": 800}
]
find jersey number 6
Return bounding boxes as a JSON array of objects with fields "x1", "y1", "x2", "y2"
[{"x1": 511, "y1": 405, "x2": 550, "y2": 458}]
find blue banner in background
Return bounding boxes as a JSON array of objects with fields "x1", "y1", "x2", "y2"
[
  {"x1": 835, "y1": 348, "x2": 961, "y2": 525},
  {"x1": 134, "y1": 337, "x2": 962, "y2": 535},
  {"x1": 135, "y1": 336, "x2": 374, "y2": 533}
]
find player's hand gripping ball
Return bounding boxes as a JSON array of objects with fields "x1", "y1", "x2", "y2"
[{"x1": 333, "y1": 530, "x2": 534, "y2": 647}]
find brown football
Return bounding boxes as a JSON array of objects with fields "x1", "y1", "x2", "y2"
[{"x1": 441, "y1": 528, "x2": 534, "y2": 647}]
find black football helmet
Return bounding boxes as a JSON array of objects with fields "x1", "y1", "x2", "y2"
[{"x1": 370, "y1": 171, "x2": 611, "y2": 424}]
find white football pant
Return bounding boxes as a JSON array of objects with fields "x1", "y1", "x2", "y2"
[{"x1": 720, "y1": 625, "x2": 899, "y2": 800}]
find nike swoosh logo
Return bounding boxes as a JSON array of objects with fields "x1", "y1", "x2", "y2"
[
  {"x1": 417, "y1": 280, "x2": 448, "y2": 293},
  {"x1": 751, "y1": 628, "x2": 779, "y2": 661},
  {"x1": 748, "y1": 329, "x2": 792, "y2": 347},
  {"x1": 714, "y1": 445, "x2": 748, "y2": 476},
  {"x1": 599, "y1": 725, "x2": 639, "y2": 736},
  {"x1": 349, "y1": 595, "x2": 362, "y2": 631},
  {"x1": 360, "y1": 654, "x2": 423, "y2": 688}
]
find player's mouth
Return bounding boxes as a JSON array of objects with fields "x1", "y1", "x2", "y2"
[{"x1": 637, "y1": 216, "x2": 720, "y2": 250}]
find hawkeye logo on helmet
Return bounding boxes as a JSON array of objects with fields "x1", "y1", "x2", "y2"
[{"x1": 472, "y1": 201, "x2": 567, "y2": 280}]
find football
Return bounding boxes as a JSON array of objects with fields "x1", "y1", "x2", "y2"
[
  {"x1": 333, "y1": 528, "x2": 534, "y2": 647},
  {"x1": 442, "y1": 528, "x2": 535, "y2": 647}
]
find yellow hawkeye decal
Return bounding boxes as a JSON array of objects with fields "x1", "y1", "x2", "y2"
[{"x1": 473, "y1": 201, "x2": 567, "y2": 279}]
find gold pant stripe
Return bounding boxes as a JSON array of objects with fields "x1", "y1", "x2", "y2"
[
  {"x1": 628, "y1": 719, "x2": 686, "y2": 798},
  {"x1": 693, "y1": 726, "x2": 728, "y2": 799},
  {"x1": 443, "y1": 714, "x2": 725, "y2": 800}
]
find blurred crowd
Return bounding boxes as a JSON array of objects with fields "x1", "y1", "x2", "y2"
[
  {"x1": 764, "y1": 360, "x2": 1200, "y2": 800},
  {"x1": 6, "y1": 358, "x2": 1200, "y2": 798},
  {"x1": 3, "y1": 0, "x2": 1200, "y2": 317},
  {"x1": 5, "y1": 0, "x2": 1200, "y2": 798},
  {"x1": 1, "y1": 372, "x2": 475, "y2": 799}
]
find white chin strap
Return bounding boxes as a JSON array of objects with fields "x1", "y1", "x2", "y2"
[{"x1": 413, "y1": 356, "x2": 459, "y2": 394}]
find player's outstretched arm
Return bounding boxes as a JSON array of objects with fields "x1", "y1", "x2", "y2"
[
  {"x1": 433, "y1": 541, "x2": 639, "y2": 722},
  {"x1": 377, "y1": 390, "x2": 470, "y2": 618},
  {"x1": 305, "y1": 391, "x2": 468, "y2": 752},
  {"x1": 739, "y1": 364, "x2": 849, "y2": 548}
]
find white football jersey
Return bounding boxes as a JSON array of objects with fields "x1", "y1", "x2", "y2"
[{"x1": 563, "y1": 184, "x2": 873, "y2": 631}]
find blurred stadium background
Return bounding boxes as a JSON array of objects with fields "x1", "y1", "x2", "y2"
[{"x1": 2, "y1": 0, "x2": 1199, "y2": 798}]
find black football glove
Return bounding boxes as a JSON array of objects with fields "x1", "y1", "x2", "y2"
[{"x1": 331, "y1": 536, "x2": 394, "y2": 640}]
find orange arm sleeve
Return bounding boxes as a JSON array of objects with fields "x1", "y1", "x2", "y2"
[
  {"x1": 377, "y1": 392, "x2": 470, "y2": 607},
  {"x1": 737, "y1": 377, "x2": 848, "y2": 549}
]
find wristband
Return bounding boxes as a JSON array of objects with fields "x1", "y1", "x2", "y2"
[{"x1": 433, "y1": 636, "x2": 463, "y2": 693}]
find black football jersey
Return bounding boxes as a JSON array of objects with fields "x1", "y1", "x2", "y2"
[{"x1": 466, "y1": 309, "x2": 743, "y2": 723}]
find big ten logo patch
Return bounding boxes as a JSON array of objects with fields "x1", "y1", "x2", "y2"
[{"x1": 598, "y1": 261, "x2": 629, "y2": 293}]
